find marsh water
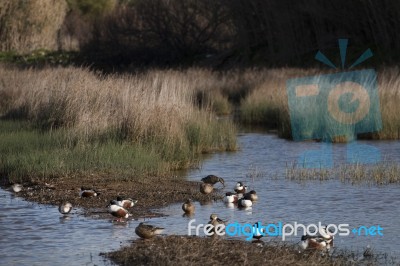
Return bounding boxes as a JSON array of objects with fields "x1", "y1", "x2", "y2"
[{"x1": 1, "y1": 132, "x2": 400, "y2": 265}]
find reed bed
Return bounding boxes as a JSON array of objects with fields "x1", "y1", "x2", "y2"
[
  {"x1": 240, "y1": 67, "x2": 400, "y2": 141},
  {"x1": 106, "y1": 235, "x2": 384, "y2": 266},
  {"x1": 285, "y1": 161, "x2": 400, "y2": 185},
  {"x1": 0, "y1": 66, "x2": 237, "y2": 181}
]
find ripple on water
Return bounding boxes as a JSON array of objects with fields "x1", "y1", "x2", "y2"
[
  {"x1": 1, "y1": 133, "x2": 400, "y2": 265},
  {"x1": 0, "y1": 189, "x2": 144, "y2": 266},
  {"x1": 168, "y1": 133, "x2": 400, "y2": 259}
]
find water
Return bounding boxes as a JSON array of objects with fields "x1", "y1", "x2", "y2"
[
  {"x1": 165, "y1": 133, "x2": 400, "y2": 258},
  {"x1": 0, "y1": 190, "x2": 163, "y2": 266},
  {"x1": 1, "y1": 133, "x2": 400, "y2": 265}
]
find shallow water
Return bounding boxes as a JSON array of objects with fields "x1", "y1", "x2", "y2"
[
  {"x1": 166, "y1": 133, "x2": 400, "y2": 258},
  {"x1": 1, "y1": 133, "x2": 399, "y2": 265},
  {"x1": 0, "y1": 189, "x2": 164, "y2": 266}
]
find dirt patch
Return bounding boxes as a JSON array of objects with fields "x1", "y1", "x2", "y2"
[
  {"x1": 1, "y1": 174, "x2": 223, "y2": 219},
  {"x1": 104, "y1": 235, "x2": 352, "y2": 266}
]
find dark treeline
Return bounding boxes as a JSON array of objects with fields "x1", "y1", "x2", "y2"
[{"x1": 3, "y1": 0, "x2": 400, "y2": 68}]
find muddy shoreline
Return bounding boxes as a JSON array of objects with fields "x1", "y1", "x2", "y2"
[
  {"x1": 1, "y1": 174, "x2": 223, "y2": 220},
  {"x1": 1, "y1": 176, "x2": 382, "y2": 266}
]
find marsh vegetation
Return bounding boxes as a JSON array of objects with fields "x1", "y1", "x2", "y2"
[{"x1": 0, "y1": 67, "x2": 237, "y2": 182}]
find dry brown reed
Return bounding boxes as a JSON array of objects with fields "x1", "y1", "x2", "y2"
[
  {"x1": 106, "y1": 235, "x2": 355, "y2": 266},
  {"x1": 241, "y1": 67, "x2": 400, "y2": 141},
  {"x1": 285, "y1": 161, "x2": 400, "y2": 185},
  {"x1": 0, "y1": 0, "x2": 67, "y2": 52},
  {"x1": 0, "y1": 67, "x2": 233, "y2": 147}
]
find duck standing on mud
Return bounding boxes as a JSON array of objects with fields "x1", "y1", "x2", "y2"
[
  {"x1": 201, "y1": 175, "x2": 225, "y2": 187},
  {"x1": 12, "y1": 183, "x2": 22, "y2": 193},
  {"x1": 300, "y1": 235, "x2": 330, "y2": 251},
  {"x1": 252, "y1": 222, "x2": 266, "y2": 241},
  {"x1": 200, "y1": 183, "x2": 214, "y2": 194},
  {"x1": 79, "y1": 187, "x2": 100, "y2": 198},
  {"x1": 300, "y1": 226, "x2": 334, "y2": 251},
  {"x1": 108, "y1": 200, "x2": 130, "y2": 222},
  {"x1": 115, "y1": 196, "x2": 138, "y2": 209}
]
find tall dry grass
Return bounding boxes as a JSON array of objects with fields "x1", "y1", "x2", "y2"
[
  {"x1": 240, "y1": 67, "x2": 400, "y2": 141},
  {"x1": 0, "y1": 66, "x2": 237, "y2": 180},
  {"x1": 183, "y1": 68, "x2": 267, "y2": 115},
  {"x1": 0, "y1": 0, "x2": 67, "y2": 52},
  {"x1": 107, "y1": 235, "x2": 367, "y2": 266},
  {"x1": 376, "y1": 67, "x2": 400, "y2": 139},
  {"x1": 0, "y1": 67, "x2": 231, "y2": 145}
]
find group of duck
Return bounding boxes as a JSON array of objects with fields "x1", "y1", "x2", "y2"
[
  {"x1": 11, "y1": 179, "x2": 334, "y2": 249},
  {"x1": 67, "y1": 188, "x2": 165, "y2": 239},
  {"x1": 11, "y1": 184, "x2": 164, "y2": 239},
  {"x1": 182, "y1": 176, "x2": 262, "y2": 238},
  {"x1": 186, "y1": 175, "x2": 335, "y2": 252},
  {"x1": 85, "y1": 187, "x2": 164, "y2": 239},
  {"x1": 199, "y1": 175, "x2": 258, "y2": 208}
]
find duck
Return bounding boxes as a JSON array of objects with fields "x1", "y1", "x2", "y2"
[
  {"x1": 182, "y1": 199, "x2": 195, "y2": 214},
  {"x1": 300, "y1": 235, "x2": 330, "y2": 251},
  {"x1": 318, "y1": 225, "x2": 334, "y2": 248},
  {"x1": 234, "y1": 182, "x2": 247, "y2": 194},
  {"x1": 116, "y1": 196, "x2": 138, "y2": 209},
  {"x1": 223, "y1": 192, "x2": 238, "y2": 203},
  {"x1": 318, "y1": 225, "x2": 334, "y2": 241},
  {"x1": 363, "y1": 245, "x2": 373, "y2": 258},
  {"x1": 135, "y1": 222, "x2": 164, "y2": 239},
  {"x1": 201, "y1": 175, "x2": 225, "y2": 187},
  {"x1": 238, "y1": 197, "x2": 253, "y2": 208},
  {"x1": 244, "y1": 190, "x2": 258, "y2": 201},
  {"x1": 58, "y1": 202, "x2": 73, "y2": 215},
  {"x1": 207, "y1": 213, "x2": 226, "y2": 235},
  {"x1": 252, "y1": 222, "x2": 266, "y2": 240},
  {"x1": 200, "y1": 183, "x2": 214, "y2": 194},
  {"x1": 12, "y1": 183, "x2": 22, "y2": 193},
  {"x1": 79, "y1": 187, "x2": 100, "y2": 198},
  {"x1": 108, "y1": 201, "x2": 130, "y2": 221},
  {"x1": 208, "y1": 213, "x2": 226, "y2": 225}
]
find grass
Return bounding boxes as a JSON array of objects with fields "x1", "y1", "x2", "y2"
[
  {"x1": 0, "y1": 0, "x2": 68, "y2": 53},
  {"x1": 239, "y1": 67, "x2": 400, "y2": 141},
  {"x1": 0, "y1": 66, "x2": 237, "y2": 182},
  {"x1": 0, "y1": 50, "x2": 79, "y2": 66},
  {"x1": 4, "y1": 64, "x2": 399, "y2": 143},
  {"x1": 338, "y1": 162, "x2": 400, "y2": 185},
  {"x1": 2, "y1": 65, "x2": 400, "y2": 183},
  {"x1": 285, "y1": 161, "x2": 400, "y2": 185},
  {"x1": 105, "y1": 235, "x2": 378, "y2": 266},
  {"x1": 0, "y1": 120, "x2": 169, "y2": 182}
]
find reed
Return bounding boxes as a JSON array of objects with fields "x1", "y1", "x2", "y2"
[
  {"x1": 240, "y1": 67, "x2": 400, "y2": 141},
  {"x1": 106, "y1": 235, "x2": 381, "y2": 266},
  {"x1": 285, "y1": 161, "x2": 400, "y2": 185},
  {"x1": 0, "y1": 66, "x2": 237, "y2": 181}
]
